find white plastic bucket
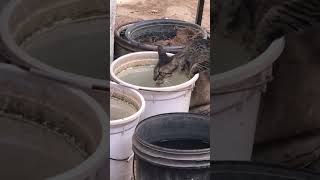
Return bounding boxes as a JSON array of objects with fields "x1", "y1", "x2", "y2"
[
  {"x1": 110, "y1": 51, "x2": 199, "y2": 120},
  {"x1": 110, "y1": 82, "x2": 145, "y2": 180},
  {"x1": 211, "y1": 37, "x2": 285, "y2": 161}
]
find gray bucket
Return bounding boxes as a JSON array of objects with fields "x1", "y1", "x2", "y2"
[
  {"x1": 132, "y1": 113, "x2": 210, "y2": 180},
  {"x1": 114, "y1": 19, "x2": 208, "y2": 58},
  {"x1": 211, "y1": 37, "x2": 285, "y2": 161},
  {"x1": 0, "y1": 63, "x2": 108, "y2": 180},
  {"x1": 211, "y1": 161, "x2": 319, "y2": 179},
  {"x1": 0, "y1": 0, "x2": 108, "y2": 108}
]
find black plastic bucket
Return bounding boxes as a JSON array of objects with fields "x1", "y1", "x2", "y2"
[
  {"x1": 114, "y1": 19, "x2": 208, "y2": 58},
  {"x1": 132, "y1": 113, "x2": 210, "y2": 180},
  {"x1": 211, "y1": 161, "x2": 320, "y2": 179},
  {"x1": 114, "y1": 21, "x2": 141, "y2": 59}
]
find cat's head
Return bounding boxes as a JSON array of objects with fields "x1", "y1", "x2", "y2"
[
  {"x1": 154, "y1": 46, "x2": 185, "y2": 82},
  {"x1": 153, "y1": 46, "x2": 174, "y2": 82}
]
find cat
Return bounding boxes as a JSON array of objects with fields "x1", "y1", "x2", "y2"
[
  {"x1": 255, "y1": 0, "x2": 320, "y2": 52},
  {"x1": 153, "y1": 38, "x2": 210, "y2": 115},
  {"x1": 216, "y1": 0, "x2": 320, "y2": 55}
]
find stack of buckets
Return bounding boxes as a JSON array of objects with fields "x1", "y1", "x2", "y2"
[
  {"x1": 109, "y1": 28, "x2": 287, "y2": 180},
  {"x1": 109, "y1": 51, "x2": 201, "y2": 180}
]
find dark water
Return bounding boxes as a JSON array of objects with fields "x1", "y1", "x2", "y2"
[
  {"x1": 152, "y1": 139, "x2": 209, "y2": 150},
  {"x1": 22, "y1": 18, "x2": 107, "y2": 79}
]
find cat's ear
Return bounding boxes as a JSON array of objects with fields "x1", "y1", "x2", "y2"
[
  {"x1": 157, "y1": 46, "x2": 171, "y2": 64},
  {"x1": 157, "y1": 45, "x2": 166, "y2": 56}
]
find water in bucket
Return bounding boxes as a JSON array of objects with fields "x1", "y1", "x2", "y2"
[
  {"x1": 22, "y1": 18, "x2": 107, "y2": 79},
  {"x1": 116, "y1": 64, "x2": 189, "y2": 87},
  {"x1": 110, "y1": 96, "x2": 138, "y2": 120}
]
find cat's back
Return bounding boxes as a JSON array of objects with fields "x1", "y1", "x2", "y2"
[
  {"x1": 184, "y1": 38, "x2": 210, "y2": 74},
  {"x1": 184, "y1": 38, "x2": 210, "y2": 60}
]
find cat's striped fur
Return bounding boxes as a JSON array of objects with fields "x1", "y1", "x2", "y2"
[
  {"x1": 154, "y1": 38, "x2": 210, "y2": 115},
  {"x1": 255, "y1": 0, "x2": 320, "y2": 52},
  {"x1": 216, "y1": 0, "x2": 320, "y2": 53}
]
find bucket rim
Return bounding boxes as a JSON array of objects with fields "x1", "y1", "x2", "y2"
[
  {"x1": 135, "y1": 112, "x2": 210, "y2": 153},
  {"x1": 211, "y1": 37, "x2": 285, "y2": 91},
  {"x1": 0, "y1": 0, "x2": 108, "y2": 89},
  {"x1": 132, "y1": 113, "x2": 210, "y2": 168},
  {"x1": 114, "y1": 21, "x2": 184, "y2": 54},
  {"x1": 0, "y1": 63, "x2": 108, "y2": 180},
  {"x1": 124, "y1": 18, "x2": 208, "y2": 51},
  {"x1": 110, "y1": 81, "x2": 146, "y2": 126},
  {"x1": 110, "y1": 51, "x2": 199, "y2": 92}
]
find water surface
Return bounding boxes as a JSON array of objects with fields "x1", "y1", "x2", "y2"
[{"x1": 22, "y1": 18, "x2": 107, "y2": 79}]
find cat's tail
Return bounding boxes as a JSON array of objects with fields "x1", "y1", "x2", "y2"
[{"x1": 254, "y1": 0, "x2": 320, "y2": 52}]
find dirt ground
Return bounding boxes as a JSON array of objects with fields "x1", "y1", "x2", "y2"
[{"x1": 115, "y1": 0, "x2": 210, "y2": 32}]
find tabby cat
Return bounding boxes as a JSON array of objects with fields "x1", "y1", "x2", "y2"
[
  {"x1": 154, "y1": 38, "x2": 210, "y2": 115},
  {"x1": 216, "y1": 0, "x2": 320, "y2": 54}
]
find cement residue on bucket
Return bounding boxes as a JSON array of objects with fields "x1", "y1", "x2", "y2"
[{"x1": 116, "y1": 63, "x2": 189, "y2": 87}]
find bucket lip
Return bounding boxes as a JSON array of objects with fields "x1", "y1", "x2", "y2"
[
  {"x1": 134, "y1": 113, "x2": 210, "y2": 154},
  {"x1": 110, "y1": 51, "x2": 199, "y2": 92},
  {"x1": 0, "y1": 63, "x2": 108, "y2": 180},
  {"x1": 124, "y1": 18, "x2": 208, "y2": 51},
  {"x1": 114, "y1": 21, "x2": 183, "y2": 54},
  {"x1": 211, "y1": 37, "x2": 285, "y2": 91},
  {"x1": 0, "y1": 0, "x2": 108, "y2": 89},
  {"x1": 110, "y1": 81, "x2": 146, "y2": 126},
  {"x1": 114, "y1": 21, "x2": 140, "y2": 39},
  {"x1": 211, "y1": 161, "x2": 320, "y2": 177}
]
